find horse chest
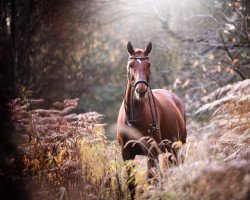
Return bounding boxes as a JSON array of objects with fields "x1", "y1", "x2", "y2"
[{"x1": 130, "y1": 103, "x2": 156, "y2": 135}]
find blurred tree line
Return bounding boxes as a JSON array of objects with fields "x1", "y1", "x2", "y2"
[
  {"x1": 1, "y1": 0, "x2": 249, "y2": 123},
  {"x1": 0, "y1": 0, "x2": 249, "y2": 198}
]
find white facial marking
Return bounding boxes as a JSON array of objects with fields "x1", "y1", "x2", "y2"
[{"x1": 137, "y1": 59, "x2": 141, "y2": 64}]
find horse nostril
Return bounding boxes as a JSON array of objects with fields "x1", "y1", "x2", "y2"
[{"x1": 136, "y1": 87, "x2": 147, "y2": 95}]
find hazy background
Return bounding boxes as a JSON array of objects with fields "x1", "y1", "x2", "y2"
[
  {"x1": 1, "y1": 1, "x2": 250, "y2": 199},
  {"x1": 1, "y1": 0, "x2": 249, "y2": 137}
]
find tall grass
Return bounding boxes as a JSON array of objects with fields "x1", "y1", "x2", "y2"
[{"x1": 10, "y1": 80, "x2": 250, "y2": 199}]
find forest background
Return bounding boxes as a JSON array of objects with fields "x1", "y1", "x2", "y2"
[{"x1": 0, "y1": 0, "x2": 249, "y2": 199}]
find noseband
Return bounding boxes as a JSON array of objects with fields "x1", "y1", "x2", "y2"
[
  {"x1": 124, "y1": 56, "x2": 159, "y2": 136},
  {"x1": 134, "y1": 80, "x2": 149, "y2": 88}
]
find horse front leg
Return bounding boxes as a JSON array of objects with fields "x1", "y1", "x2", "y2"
[
  {"x1": 146, "y1": 157, "x2": 158, "y2": 182},
  {"x1": 122, "y1": 148, "x2": 136, "y2": 200},
  {"x1": 146, "y1": 145, "x2": 159, "y2": 183}
]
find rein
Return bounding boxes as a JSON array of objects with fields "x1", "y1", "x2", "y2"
[{"x1": 124, "y1": 56, "x2": 159, "y2": 137}]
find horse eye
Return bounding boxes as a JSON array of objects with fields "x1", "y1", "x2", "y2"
[{"x1": 129, "y1": 64, "x2": 133, "y2": 68}]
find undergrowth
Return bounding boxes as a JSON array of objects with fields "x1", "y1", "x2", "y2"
[
  {"x1": 9, "y1": 79, "x2": 250, "y2": 200},
  {"x1": 11, "y1": 98, "x2": 126, "y2": 199}
]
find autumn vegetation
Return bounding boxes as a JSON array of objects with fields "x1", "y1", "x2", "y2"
[
  {"x1": 0, "y1": 0, "x2": 250, "y2": 199},
  {"x1": 6, "y1": 79, "x2": 249, "y2": 199}
]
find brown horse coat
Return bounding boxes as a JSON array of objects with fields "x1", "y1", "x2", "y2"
[
  {"x1": 117, "y1": 86, "x2": 186, "y2": 159},
  {"x1": 116, "y1": 42, "x2": 187, "y2": 196}
]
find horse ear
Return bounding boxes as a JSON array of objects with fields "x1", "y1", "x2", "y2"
[
  {"x1": 127, "y1": 41, "x2": 135, "y2": 55},
  {"x1": 144, "y1": 42, "x2": 152, "y2": 55}
]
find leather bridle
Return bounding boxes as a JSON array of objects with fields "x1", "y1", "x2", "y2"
[
  {"x1": 128, "y1": 56, "x2": 149, "y2": 60},
  {"x1": 124, "y1": 56, "x2": 159, "y2": 136},
  {"x1": 127, "y1": 56, "x2": 150, "y2": 88}
]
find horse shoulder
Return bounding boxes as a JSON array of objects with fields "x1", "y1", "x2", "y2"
[{"x1": 152, "y1": 89, "x2": 185, "y2": 118}]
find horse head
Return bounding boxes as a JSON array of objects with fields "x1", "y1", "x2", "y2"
[{"x1": 126, "y1": 41, "x2": 152, "y2": 101}]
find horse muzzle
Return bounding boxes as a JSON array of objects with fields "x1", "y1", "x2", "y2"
[{"x1": 134, "y1": 80, "x2": 149, "y2": 100}]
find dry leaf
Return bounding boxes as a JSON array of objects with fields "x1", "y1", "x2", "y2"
[
  {"x1": 234, "y1": 2, "x2": 241, "y2": 7},
  {"x1": 201, "y1": 96, "x2": 208, "y2": 103},
  {"x1": 193, "y1": 60, "x2": 199, "y2": 68},
  {"x1": 208, "y1": 54, "x2": 215, "y2": 60},
  {"x1": 232, "y1": 58, "x2": 239, "y2": 65},
  {"x1": 202, "y1": 88, "x2": 207, "y2": 94},
  {"x1": 182, "y1": 79, "x2": 190, "y2": 88},
  {"x1": 202, "y1": 65, "x2": 207, "y2": 72},
  {"x1": 174, "y1": 78, "x2": 182, "y2": 88},
  {"x1": 216, "y1": 65, "x2": 222, "y2": 72}
]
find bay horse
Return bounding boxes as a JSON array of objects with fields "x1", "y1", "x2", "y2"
[{"x1": 117, "y1": 42, "x2": 187, "y2": 197}]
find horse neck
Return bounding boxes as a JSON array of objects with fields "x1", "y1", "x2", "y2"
[{"x1": 124, "y1": 81, "x2": 132, "y2": 109}]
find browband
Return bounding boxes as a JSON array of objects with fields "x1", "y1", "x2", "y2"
[{"x1": 128, "y1": 56, "x2": 149, "y2": 60}]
